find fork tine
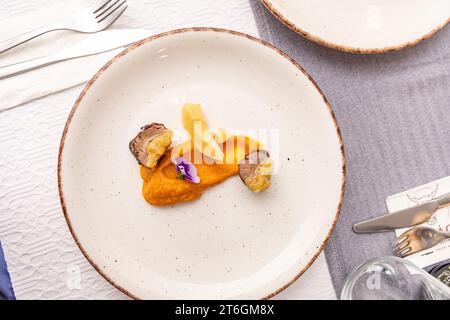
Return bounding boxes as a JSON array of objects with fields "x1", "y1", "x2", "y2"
[
  {"x1": 95, "y1": 0, "x2": 120, "y2": 19},
  {"x1": 392, "y1": 240, "x2": 409, "y2": 255},
  {"x1": 97, "y1": 2, "x2": 127, "y2": 24},
  {"x1": 392, "y1": 234, "x2": 408, "y2": 247},
  {"x1": 93, "y1": 0, "x2": 114, "y2": 14},
  {"x1": 394, "y1": 247, "x2": 412, "y2": 258}
]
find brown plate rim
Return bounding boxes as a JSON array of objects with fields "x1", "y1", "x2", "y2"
[
  {"x1": 261, "y1": 0, "x2": 450, "y2": 54},
  {"x1": 57, "y1": 27, "x2": 346, "y2": 300}
]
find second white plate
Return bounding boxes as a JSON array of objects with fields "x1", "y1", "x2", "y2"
[{"x1": 262, "y1": 0, "x2": 450, "y2": 53}]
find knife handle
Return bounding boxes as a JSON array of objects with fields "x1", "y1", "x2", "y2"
[
  {"x1": 353, "y1": 221, "x2": 394, "y2": 233},
  {"x1": 0, "y1": 54, "x2": 67, "y2": 80}
]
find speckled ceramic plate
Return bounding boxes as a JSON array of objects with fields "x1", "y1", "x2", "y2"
[
  {"x1": 261, "y1": 0, "x2": 450, "y2": 53},
  {"x1": 58, "y1": 28, "x2": 345, "y2": 299}
]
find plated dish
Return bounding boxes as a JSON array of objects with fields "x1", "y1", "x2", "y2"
[
  {"x1": 58, "y1": 28, "x2": 345, "y2": 299},
  {"x1": 129, "y1": 103, "x2": 272, "y2": 207},
  {"x1": 261, "y1": 0, "x2": 450, "y2": 53}
]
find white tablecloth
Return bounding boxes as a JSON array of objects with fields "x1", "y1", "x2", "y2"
[{"x1": 0, "y1": 0, "x2": 336, "y2": 300}]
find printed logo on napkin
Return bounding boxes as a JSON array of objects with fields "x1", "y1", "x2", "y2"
[{"x1": 386, "y1": 176, "x2": 450, "y2": 269}]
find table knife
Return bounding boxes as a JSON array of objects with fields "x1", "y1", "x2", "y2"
[
  {"x1": 0, "y1": 29, "x2": 152, "y2": 80},
  {"x1": 353, "y1": 192, "x2": 450, "y2": 233}
]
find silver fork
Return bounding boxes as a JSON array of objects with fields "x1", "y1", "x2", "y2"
[
  {"x1": 392, "y1": 226, "x2": 450, "y2": 258},
  {"x1": 0, "y1": 0, "x2": 128, "y2": 55}
]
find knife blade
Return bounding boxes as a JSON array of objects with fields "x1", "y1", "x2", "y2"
[
  {"x1": 353, "y1": 192, "x2": 450, "y2": 233},
  {"x1": 0, "y1": 29, "x2": 152, "y2": 80}
]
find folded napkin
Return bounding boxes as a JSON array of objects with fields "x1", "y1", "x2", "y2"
[
  {"x1": 0, "y1": 3, "x2": 126, "y2": 112},
  {"x1": 250, "y1": 0, "x2": 450, "y2": 297},
  {"x1": 0, "y1": 241, "x2": 15, "y2": 300}
]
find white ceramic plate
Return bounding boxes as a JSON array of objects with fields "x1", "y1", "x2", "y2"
[
  {"x1": 58, "y1": 28, "x2": 345, "y2": 299},
  {"x1": 262, "y1": 0, "x2": 450, "y2": 53}
]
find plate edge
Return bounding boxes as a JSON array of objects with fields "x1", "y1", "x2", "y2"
[{"x1": 260, "y1": 0, "x2": 450, "y2": 54}]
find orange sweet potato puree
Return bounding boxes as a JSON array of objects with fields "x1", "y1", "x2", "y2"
[{"x1": 140, "y1": 136, "x2": 259, "y2": 206}]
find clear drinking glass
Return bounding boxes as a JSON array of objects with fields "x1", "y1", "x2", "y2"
[{"x1": 341, "y1": 256, "x2": 450, "y2": 300}]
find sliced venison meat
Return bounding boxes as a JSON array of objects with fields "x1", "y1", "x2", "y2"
[
  {"x1": 129, "y1": 123, "x2": 172, "y2": 169},
  {"x1": 238, "y1": 150, "x2": 272, "y2": 193}
]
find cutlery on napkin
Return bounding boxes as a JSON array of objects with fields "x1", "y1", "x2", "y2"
[
  {"x1": 0, "y1": 29, "x2": 152, "y2": 80},
  {"x1": 0, "y1": 29, "x2": 152, "y2": 112}
]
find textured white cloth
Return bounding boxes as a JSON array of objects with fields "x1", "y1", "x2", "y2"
[{"x1": 0, "y1": 0, "x2": 336, "y2": 299}]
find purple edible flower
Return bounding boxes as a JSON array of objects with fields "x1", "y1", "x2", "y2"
[{"x1": 172, "y1": 157, "x2": 200, "y2": 184}]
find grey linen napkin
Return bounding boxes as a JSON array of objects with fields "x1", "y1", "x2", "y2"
[{"x1": 250, "y1": 0, "x2": 450, "y2": 297}]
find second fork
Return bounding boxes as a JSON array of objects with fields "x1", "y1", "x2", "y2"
[{"x1": 392, "y1": 227, "x2": 450, "y2": 258}]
